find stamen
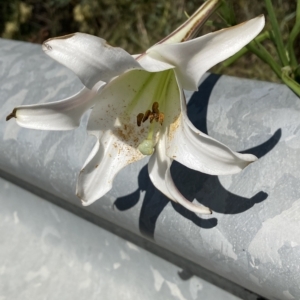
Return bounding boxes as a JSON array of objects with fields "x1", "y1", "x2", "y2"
[
  {"x1": 142, "y1": 110, "x2": 151, "y2": 122},
  {"x1": 158, "y1": 113, "x2": 164, "y2": 125},
  {"x1": 152, "y1": 102, "x2": 159, "y2": 114},
  {"x1": 137, "y1": 113, "x2": 144, "y2": 127},
  {"x1": 136, "y1": 101, "x2": 165, "y2": 127}
]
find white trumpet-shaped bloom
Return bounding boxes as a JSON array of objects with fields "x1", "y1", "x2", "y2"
[{"x1": 7, "y1": 4, "x2": 265, "y2": 214}]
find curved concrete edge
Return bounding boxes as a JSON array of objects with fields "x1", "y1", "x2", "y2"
[{"x1": 1, "y1": 175, "x2": 244, "y2": 300}]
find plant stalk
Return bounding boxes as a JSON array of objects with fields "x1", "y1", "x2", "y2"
[
  {"x1": 247, "y1": 41, "x2": 282, "y2": 78},
  {"x1": 158, "y1": 0, "x2": 222, "y2": 44},
  {"x1": 264, "y1": 0, "x2": 289, "y2": 66},
  {"x1": 287, "y1": 0, "x2": 300, "y2": 68},
  {"x1": 281, "y1": 72, "x2": 300, "y2": 97}
]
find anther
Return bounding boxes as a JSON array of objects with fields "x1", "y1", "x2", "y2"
[
  {"x1": 142, "y1": 110, "x2": 151, "y2": 122},
  {"x1": 136, "y1": 102, "x2": 165, "y2": 127},
  {"x1": 149, "y1": 114, "x2": 155, "y2": 123},
  {"x1": 152, "y1": 102, "x2": 159, "y2": 114},
  {"x1": 158, "y1": 113, "x2": 164, "y2": 125},
  {"x1": 137, "y1": 113, "x2": 144, "y2": 126}
]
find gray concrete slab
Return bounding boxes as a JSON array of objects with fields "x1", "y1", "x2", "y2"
[{"x1": 0, "y1": 176, "x2": 241, "y2": 300}]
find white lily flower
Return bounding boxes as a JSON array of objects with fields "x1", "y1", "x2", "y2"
[{"x1": 7, "y1": 1, "x2": 265, "y2": 214}]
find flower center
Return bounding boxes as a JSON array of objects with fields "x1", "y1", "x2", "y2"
[
  {"x1": 136, "y1": 102, "x2": 165, "y2": 155},
  {"x1": 120, "y1": 69, "x2": 177, "y2": 157}
]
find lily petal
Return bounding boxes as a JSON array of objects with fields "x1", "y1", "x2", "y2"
[
  {"x1": 147, "y1": 16, "x2": 265, "y2": 90},
  {"x1": 6, "y1": 85, "x2": 103, "y2": 130},
  {"x1": 167, "y1": 90, "x2": 257, "y2": 175},
  {"x1": 87, "y1": 69, "x2": 177, "y2": 137},
  {"x1": 148, "y1": 131, "x2": 212, "y2": 214},
  {"x1": 43, "y1": 33, "x2": 141, "y2": 89},
  {"x1": 148, "y1": 132, "x2": 174, "y2": 200},
  {"x1": 135, "y1": 53, "x2": 175, "y2": 72},
  {"x1": 77, "y1": 131, "x2": 143, "y2": 206}
]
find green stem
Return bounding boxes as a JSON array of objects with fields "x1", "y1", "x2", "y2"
[
  {"x1": 216, "y1": 31, "x2": 270, "y2": 72},
  {"x1": 296, "y1": 0, "x2": 300, "y2": 26},
  {"x1": 281, "y1": 72, "x2": 300, "y2": 97},
  {"x1": 264, "y1": 0, "x2": 289, "y2": 66},
  {"x1": 218, "y1": 0, "x2": 236, "y2": 26},
  {"x1": 287, "y1": 0, "x2": 300, "y2": 68},
  {"x1": 250, "y1": 43, "x2": 300, "y2": 96},
  {"x1": 247, "y1": 41, "x2": 282, "y2": 78},
  {"x1": 296, "y1": 66, "x2": 300, "y2": 82}
]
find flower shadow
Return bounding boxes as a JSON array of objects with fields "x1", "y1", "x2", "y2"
[
  {"x1": 114, "y1": 165, "x2": 218, "y2": 239},
  {"x1": 114, "y1": 74, "x2": 281, "y2": 239},
  {"x1": 184, "y1": 73, "x2": 281, "y2": 214},
  {"x1": 170, "y1": 125, "x2": 280, "y2": 215}
]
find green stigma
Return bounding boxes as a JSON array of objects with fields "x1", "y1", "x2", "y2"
[{"x1": 138, "y1": 139, "x2": 154, "y2": 155}]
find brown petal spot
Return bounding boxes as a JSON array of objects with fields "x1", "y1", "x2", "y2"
[{"x1": 168, "y1": 115, "x2": 181, "y2": 141}]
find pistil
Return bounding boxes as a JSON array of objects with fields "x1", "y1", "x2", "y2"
[
  {"x1": 136, "y1": 102, "x2": 165, "y2": 155},
  {"x1": 138, "y1": 121, "x2": 156, "y2": 155},
  {"x1": 135, "y1": 70, "x2": 173, "y2": 156}
]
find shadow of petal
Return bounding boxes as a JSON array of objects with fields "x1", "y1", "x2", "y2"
[
  {"x1": 240, "y1": 128, "x2": 281, "y2": 159},
  {"x1": 113, "y1": 190, "x2": 140, "y2": 211},
  {"x1": 171, "y1": 201, "x2": 218, "y2": 228}
]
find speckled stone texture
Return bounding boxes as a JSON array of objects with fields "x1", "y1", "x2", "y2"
[{"x1": 1, "y1": 38, "x2": 299, "y2": 300}]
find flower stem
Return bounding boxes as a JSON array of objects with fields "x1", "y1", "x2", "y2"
[
  {"x1": 249, "y1": 40, "x2": 300, "y2": 96},
  {"x1": 264, "y1": 0, "x2": 289, "y2": 66},
  {"x1": 247, "y1": 41, "x2": 282, "y2": 78},
  {"x1": 215, "y1": 0, "x2": 299, "y2": 96},
  {"x1": 281, "y1": 71, "x2": 300, "y2": 97},
  {"x1": 159, "y1": 0, "x2": 222, "y2": 44},
  {"x1": 287, "y1": 0, "x2": 300, "y2": 68}
]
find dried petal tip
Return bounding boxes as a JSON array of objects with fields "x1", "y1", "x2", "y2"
[
  {"x1": 42, "y1": 33, "x2": 76, "y2": 51},
  {"x1": 6, "y1": 108, "x2": 17, "y2": 121}
]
